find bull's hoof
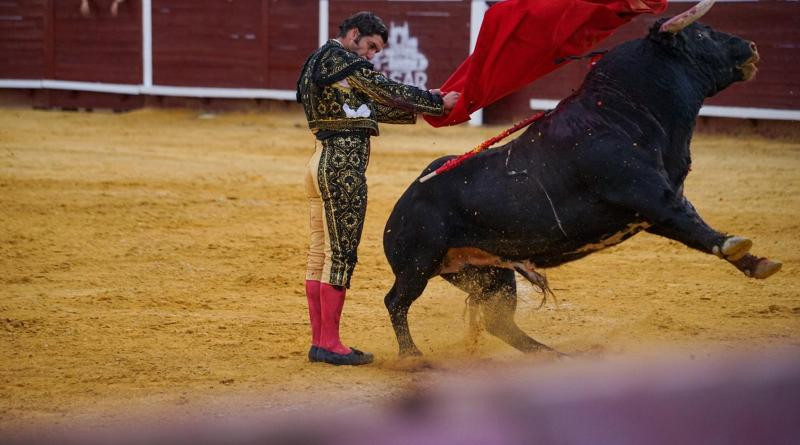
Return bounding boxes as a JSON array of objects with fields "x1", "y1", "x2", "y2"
[
  {"x1": 716, "y1": 236, "x2": 752, "y2": 261},
  {"x1": 399, "y1": 346, "x2": 423, "y2": 357},
  {"x1": 550, "y1": 351, "x2": 573, "y2": 362},
  {"x1": 389, "y1": 355, "x2": 435, "y2": 372},
  {"x1": 522, "y1": 343, "x2": 569, "y2": 359},
  {"x1": 749, "y1": 258, "x2": 782, "y2": 279}
]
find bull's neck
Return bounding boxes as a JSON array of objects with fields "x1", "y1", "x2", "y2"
[
  {"x1": 582, "y1": 49, "x2": 714, "y2": 184},
  {"x1": 588, "y1": 52, "x2": 712, "y2": 151},
  {"x1": 596, "y1": 71, "x2": 704, "y2": 131}
]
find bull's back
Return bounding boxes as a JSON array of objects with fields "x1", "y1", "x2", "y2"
[
  {"x1": 384, "y1": 96, "x2": 658, "y2": 269},
  {"x1": 383, "y1": 155, "x2": 459, "y2": 262},
  {"x1": 386, "y1": 145, "x2": 640, "y2": 266}
]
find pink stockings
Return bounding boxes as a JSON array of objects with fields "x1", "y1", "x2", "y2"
[
  {"x1": 305, "y1": 280, "x2": 322, "y2": 347},
  {"x1": 305, "y1": 280, "x2": 351, "y2": 355}
]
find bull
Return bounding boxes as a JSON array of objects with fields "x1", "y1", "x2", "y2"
[{"x1": 382, "y1": 0, "x2": 782, "y2": 357}]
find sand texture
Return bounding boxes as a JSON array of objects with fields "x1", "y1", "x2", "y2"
[{"x1": 1, "y1": 108, "x2": 798, "y2": 429}]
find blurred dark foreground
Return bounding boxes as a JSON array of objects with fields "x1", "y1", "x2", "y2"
[{"x1": 3, "y1": 351, "x2": 799, "y2": 445}]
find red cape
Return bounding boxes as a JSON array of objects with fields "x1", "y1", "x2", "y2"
[{"x1": 424, "y1": 0, "x2": 667, "y2": 127}]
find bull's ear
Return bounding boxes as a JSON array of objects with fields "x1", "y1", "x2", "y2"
[{"x1": 648, "y1": 19, "x2": 679, "y2": 48}]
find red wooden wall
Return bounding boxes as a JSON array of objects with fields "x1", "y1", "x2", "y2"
[
  {"x1": 52, "y1": 0, "x2": 142, "y2": 83},
  {"x1": 152, "y1": 0, "x2": 317, "y2": 89},
  {"x1": 266, "y1": 0, "x2": 319, "y2": 89},
  {"x1": 0, "y1": 0, "x2": 47, "y2": 79},
  {"x1": 152, "y1": 0, "x2": 267, "y2": 88},
  {"x1": 0, "y1": 1, "x2": 798, "y2": 121}
]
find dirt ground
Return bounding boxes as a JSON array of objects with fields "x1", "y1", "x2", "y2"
[{"x1": 1, "y1": 108, "x2": 799, "y2": 431}]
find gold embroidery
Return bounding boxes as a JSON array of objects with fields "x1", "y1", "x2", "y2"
[
  {"x1": 374, "y1": 103, "x2": 415, "y2": 124},
  {"x1": 297, "y1": 40, "x2": 444, "y2": 137},
  {"x1": 317, "y1": 133, "x2": 370, "y2": 288},
  {"x1": 347, "y1": 67, "x2": 444, "y2": 116}
]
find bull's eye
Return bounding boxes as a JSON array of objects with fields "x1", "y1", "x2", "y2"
[{"x1": 696, "y1": 32, "x2": 704, "y2": 40}]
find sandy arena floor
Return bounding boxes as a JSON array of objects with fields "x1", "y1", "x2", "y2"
[{"x1": 1, "y1": 108, "x2": 798, "y2": 430}]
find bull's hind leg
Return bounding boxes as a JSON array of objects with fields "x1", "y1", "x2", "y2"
[
  {"x1": 444, "y1": 267, "x2": 558, "y2": 354},
  {"x1": 440, "y1": 266, "x2": 493, "y2": 353}
]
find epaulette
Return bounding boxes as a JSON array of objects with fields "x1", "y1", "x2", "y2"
[{"x1": 312, "y1": 42, "x2": 373, "y2": 86}]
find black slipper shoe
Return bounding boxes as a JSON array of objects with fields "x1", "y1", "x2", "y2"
[
  {"x1": 308, "y1": 345, "x2": 321, "y2": 362},
  {"x1": 317, "y1": 347, "x2": 374, "y2": 366}
]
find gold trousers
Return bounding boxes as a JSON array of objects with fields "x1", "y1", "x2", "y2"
[{"x1": 305, "y1": 132, "x2": 370, "y2": 288}]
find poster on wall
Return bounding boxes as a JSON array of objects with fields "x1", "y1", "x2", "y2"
[{"x1": 371, "y1": 22, "x2": 429, "y2": 90}]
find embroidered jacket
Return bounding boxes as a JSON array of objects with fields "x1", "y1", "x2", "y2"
[{"x1": 297, "y1": 40, "x2": 444, "y2": 136}]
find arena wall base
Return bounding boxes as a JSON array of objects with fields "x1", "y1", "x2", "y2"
[
  {"x1": 143, "y1": 95, "x2": 303, "y2": 113},
  {"x1": 0, "y1": 89, "x2": 50, "y2": 109},
  {"x1": 695, "y1": 115, "x2": 800, "y2": 140},
  {"x1": 1, "y1": 88, "x2": 794, "y2": 140},
  {"x1": 0, "y1": 89, "x2": 143, "y2": 112},
  {"x1": 0, "y1": 89, "x2": 303, "y2": 113}
]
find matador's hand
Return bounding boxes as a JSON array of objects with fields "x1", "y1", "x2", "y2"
[{"x1": 442, "y1": 91, "x2": 461, "y2": 113}]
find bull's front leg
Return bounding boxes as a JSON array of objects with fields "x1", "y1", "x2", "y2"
[
  {"x1": 641, "y1": 192, "x2": 781, "y2": 278},
  {"x1": 599, "y1": 170, "x2": 751, "y2": 261},
  {"x1": 641, "y1": 199, "x2": 752, "y2": 261},
  {"x1": 669, "y1": 194, "x2": 781, "y2": 278},
  {"x1": 727, "y1": 253, "x2": 782, "y2": 279}
]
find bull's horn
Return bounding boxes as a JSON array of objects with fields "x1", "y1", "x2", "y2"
[{"x1": 659, "y1": 0, "x2": 716, "y2": 34}]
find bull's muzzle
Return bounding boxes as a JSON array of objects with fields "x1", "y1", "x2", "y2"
[{"x1": 739, "y1": 41, "x2": 759, "y2": 81}]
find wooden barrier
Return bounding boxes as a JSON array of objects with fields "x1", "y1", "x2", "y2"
[{"x1": 0, "y1": 1, "x2": 798, "y2": 121}]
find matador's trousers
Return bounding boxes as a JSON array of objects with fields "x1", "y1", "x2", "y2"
[{"x1": 305, "y1": 131, "x2": 370, "y2": 288}]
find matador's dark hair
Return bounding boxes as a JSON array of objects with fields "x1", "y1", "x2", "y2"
[{"x1": 337, "y1": 11, "x2": 388, "y2": 43}]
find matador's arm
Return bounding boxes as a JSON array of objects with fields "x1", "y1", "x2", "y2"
[
  {"x1": 371, "y1": 103, "x2": 415, "y2": 124},
  {"x1": 347, "y1": 67, "x2": 445, "y2": 117}
]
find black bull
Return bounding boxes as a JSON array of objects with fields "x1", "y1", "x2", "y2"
[{"x1": 382, "y1": 20, "x2": 781, "y2": 357}]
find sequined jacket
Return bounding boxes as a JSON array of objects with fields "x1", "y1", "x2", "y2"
[{"x1": 296, "y1": 40, "x2": 444, "y2": 137}]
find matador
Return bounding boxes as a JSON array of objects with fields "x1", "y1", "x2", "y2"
[{"x1": 296, "y1": 11, "x2": 459, "y2": 366}]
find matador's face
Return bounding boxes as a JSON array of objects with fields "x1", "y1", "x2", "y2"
[{"x1": 343, "y1": 28, "x2": 385, "y2": 61}]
